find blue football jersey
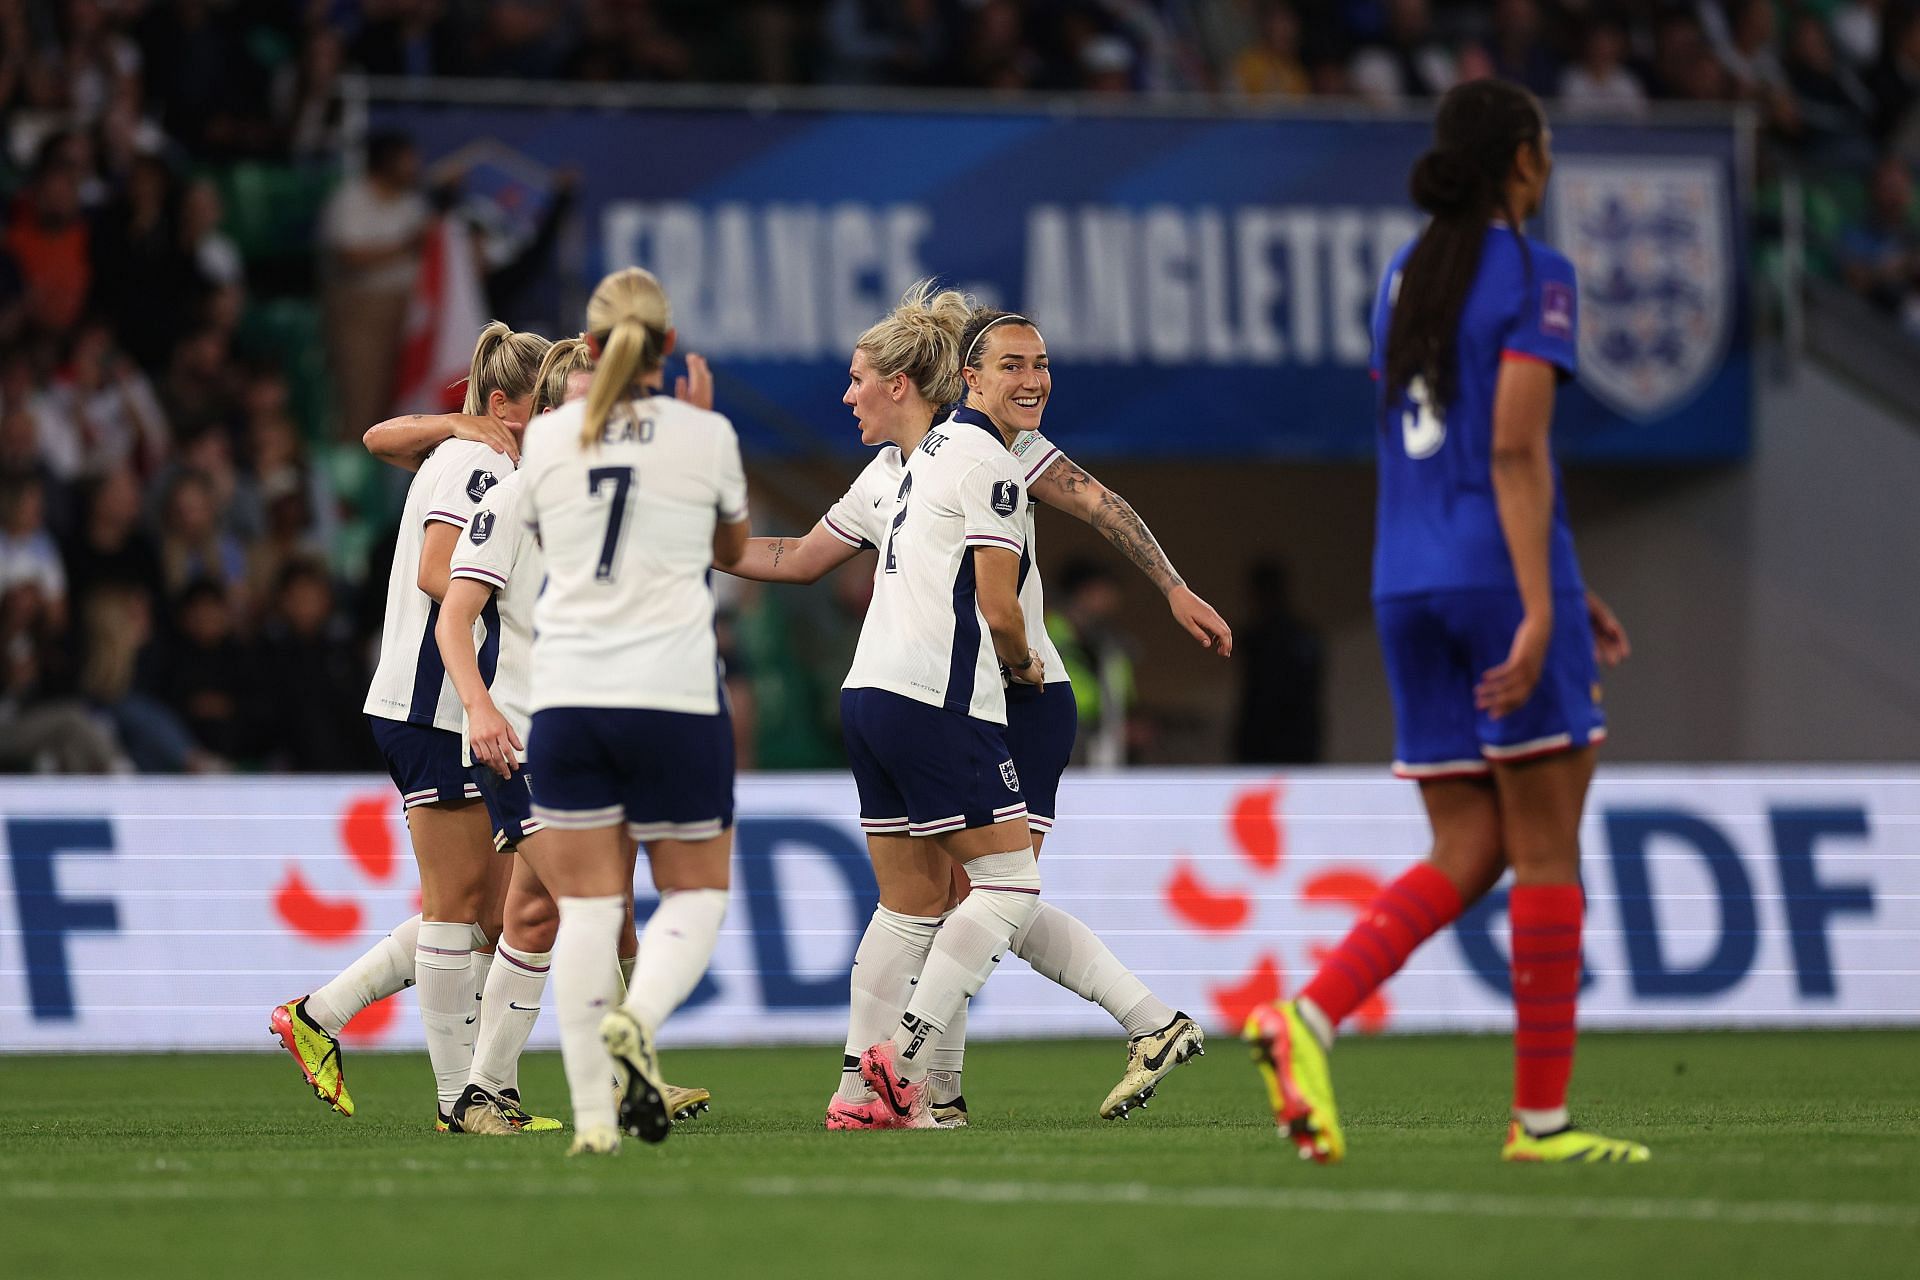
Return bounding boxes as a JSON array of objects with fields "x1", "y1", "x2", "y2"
[{"x1": 1369, "y1": 226, "x2": 1586, "y2": 601}]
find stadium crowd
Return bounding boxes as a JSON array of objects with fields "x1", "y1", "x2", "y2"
[{"x1": 0, "y1": 0, "x2": 1911, "y2": 773}]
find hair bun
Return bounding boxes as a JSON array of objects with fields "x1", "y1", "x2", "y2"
[{"x1": 1410, "y1": 148, "x2": 1480, "y2": 216}]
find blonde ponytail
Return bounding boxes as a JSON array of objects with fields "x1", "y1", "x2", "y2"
[
  {"x1": 856, "y1": 279, "x2": 972, "y2": 409},
  {"x1": 581, "y1": 267, "x2": 671, "y2": 450},
  {"x1": 461, "y1": 320, "x2": 551, "y2": 416},
  {"x1": 532, "y1": 336, "x2": 594, "y2": 415}
]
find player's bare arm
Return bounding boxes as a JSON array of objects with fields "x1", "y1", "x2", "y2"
[
  {"x1": 364, "y1": 412, "x2": 521, "y2": 472},
  {"x1": 416, "y1": 521, "x2": 460, "y2": 603},
  {"x1": 1480, "y1": 355, "x2": 1557, "y2": 717},
  {"x1": 433, "y1": 577, "x2": 520, "y2": 779},
  {"x1": 712, "y1": 515, "x2": 752, "y2": 570},
  {"x1": 1030, "y1": 453, "x2": 1233, "y2": 656},
  {"x1": 726, "y1": 525, "x2": 859, "y2": 584},
  {"x1": 974, "y1": 544, "x2": 1043, "y2": 685}
]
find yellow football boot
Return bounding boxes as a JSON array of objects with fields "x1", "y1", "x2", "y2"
[
  {"x1": 497, "y1": 1089, "x2": 563, "y2": 1133},
  {"x1": 664, "y1": 1084, "x2": 712, "y2": 1123},
  {"x1": 1243, "y1": 1000, "x2": 1344, "y2": 1163},
  {"x1": 1502, "y1": 1122, "x2": 1650, "y2": 1163},
  {"x1": 269, "y1": 997, "x2": 353, "y2": 1117}
]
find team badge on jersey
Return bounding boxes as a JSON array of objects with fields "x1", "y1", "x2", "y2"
[
  {"x1": 1549, "y1": 156, "x2": 1730, "y2": 420},
  {"x1": 999, "y1": 759, "x2": 1020, "y2": 792},
  {"x1": 468, "y1": 470, "x2": 499, "y2": 502},
  {"x1": 990, "y1": 480, "x2": 1021, "y2": 517},
  {"x1": 469, "y1": 510, "x2": 496, "y2": 544}
]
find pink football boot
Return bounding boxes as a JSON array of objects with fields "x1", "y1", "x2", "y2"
[
  {"x1": 823, "y1": 1094, "x2": 891, "y2": 1130},
  {"x1": 857, "y1": 1042, "x2": 934, "y2": 1129}
]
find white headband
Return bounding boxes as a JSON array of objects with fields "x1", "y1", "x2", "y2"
[{"x1": 964, "y1": 314, "x2": 1039, "y2": 369}]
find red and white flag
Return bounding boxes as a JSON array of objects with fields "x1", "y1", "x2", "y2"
[{"x1": 390, "y1": 216, "x2": 488, "y2": 415}]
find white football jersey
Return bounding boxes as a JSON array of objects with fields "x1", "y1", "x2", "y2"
[
  {"x1": 364, "y1": 439, "x2": 515, "y2": 732},
  {"x1": 822, "y1": 427, "x2": 1067, "y2": 687},
  {"x1": 842, "y1": 409, "x2": 1032, "y2": 723},
  {"x1": 447, "y1": 469, "x2": 541, "y2": 765},
  {"x1": 519, "y1": 394, "x2": 748, "y2": 714}
]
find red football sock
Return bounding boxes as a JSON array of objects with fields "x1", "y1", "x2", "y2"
[
  {"x1": 1298, "y1": 862, "x2": 1464, "y2": 1028},
  {"x1": 1509, "y1": 883, "x2": 1584, "y2": 1114}
]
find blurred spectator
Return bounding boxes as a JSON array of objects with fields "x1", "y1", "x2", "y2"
[
  {"x1": 1559, "y1": 16, "x2": 1648, "y2": 117},
  {"x1": 825, "y1": 0, "x2": 949, "y2": 85},
  {"x1": 36, "y1": 320, "x2": 170, "y2": 484},
  {"x1": 278, "y1": 24, "x2": 348, "y2": 160},
  {"x1": 1232, "y1": 2, "x2": 1311, "y2": 98},
  {"x1": 1837, "y1": 153, "x2": 1920, "y2": 334},
  {"x1": 1232, "y1": 559, "x2": 1323, "y2": 765},
  {"x1": 1869, "y1": 4, "x2": 1920, "y2": 143},
  {"x1": 1650, "y1": 9, "x2": 1727, "y2": 100},
  {"x1": 155, "y1": 468, "x2": 248, "y2": 607},
  {"x1": 149, "y1": 576, "x2": 251, "y2": 761},
  {"x1": 320, "y1": 130, "x2": 427, "y2": 438},
  {"x1": 181, "y1": 179, "x2": 245, "y2": 293},
  {"x1": 1784, "y1": 11, "x2": 1877, "y2": 170},
  {"x1": 1716, "y1": 0, "x2": 1801, "y2": 134},
  {"x1": 566, "y1": 0, "x2": 694, "y2": 82},
  {"x1": 1046, "y1": 560, "x2": 1137, "y2": 768},
  {"x1": 1487, "y1": 0, "x2": 1559, "y2": 97},
  {"x1": 62, "y1": 0, "x2": 143, "y2": 126},
  {"x1": 78, "y1": 581, "x2": 210, "y2": 772},
  {"x1": 0, "y1": 472, "x2": 67, "y2": 630},
  {"x1": 136, "y1": 0, "x2": 269, "y2": 156},
  {"x1": 1833, "y1": 0, "x2": 1885, "y2": 69},
  {"x1": 1350, "y1": 0, "x2": 1457, "y2": 105},
  {"x1": 90, "y1": 153, "x2": 196, "y2": 373},
  {"x1": 351, "y1": 0, "x2": 454, "y2": 79},
  {"x1": 160, "y1": 327, "x2": 244, "y2": 442},
  {"x1": 63, "y1": 467, "x2": 164, "y2": 621},
  {"x1": 5, "y1": 142, "x2": 91, "y2": 338},
  {"x1": 0, "y1": 579, "x2": 121, "y2": 773},
  {"x1": 1080, "y1": 33, "x2": 1138, "y2": 93},
  {"x1": 961, "y1": 0, "x2": 1042, "y2": 91},
  {"x1": 252, "y1": 559, "x2": 379, "y2": 771}
]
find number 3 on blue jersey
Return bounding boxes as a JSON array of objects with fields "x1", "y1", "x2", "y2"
[
  {"x1": 588, "y1": 465, "x2": 632, "y2": 582},
  {"x1": 882, "y1": 472, "x2": 913, "y2": 574},
  {"x1": 1401, "y1": 376, "x2": 1446, "y2": 460}
]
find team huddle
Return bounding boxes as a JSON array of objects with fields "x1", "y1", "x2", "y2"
[{"x1": 272, "y1": 81, "x2": 1650, "y2": 1164}]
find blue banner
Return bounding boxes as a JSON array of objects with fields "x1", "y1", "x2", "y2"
[{"x1": 375, "y1": 98, "x2": 1751, "y2": 462}]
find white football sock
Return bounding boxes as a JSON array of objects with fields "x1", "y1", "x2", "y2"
[
  {"x1": 1517, "y1": 1106, "x2": 1571, "y2": 1136},
  {"x1": 837, "y1": 906, "x2": 941, "y2": 1102},
  {"x1": 1296, "y1": 995, "x2": 1336, "y2": 1051},
  {"x1": 622, "y1": 889, "x2": 728, "y2": 1030},
  {"x1": 305, "y1": 913, "x2": 420, "y2": 1036},
  {"x1": 554, "y1": 895, "x2": 625, "y2": 1134},
  {"x1": 1009, "y1": 901, "x2": 1174, "y2": 1038},
  {"x1": 415, "y1": 920, "x2": 479, "y2": 1112},
  {"x1": 928, "y1": 997, "x2": 967, "y2": 1103},
  {"x1": 470, "y1": 942, "x2": 549, "y2": 1096},
  {"x1": 890, "y1": 848, "x2": 1041, "y2": 1082}
]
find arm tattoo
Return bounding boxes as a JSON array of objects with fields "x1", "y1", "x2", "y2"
[
  {"x1": 1092, "y1": 490, "x2": 1185, "y2": 595},
  {"x1": 1033, "y1": 456, "x2": 1096, "y2": 500},
  {"x1": 770, "y1": 537, "x2": 786, "y2": 568}
]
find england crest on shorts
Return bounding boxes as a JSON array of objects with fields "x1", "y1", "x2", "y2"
[
  {"x1": 1548, "y1": 157, "x2": 1730, "y2": 421},
  {"x1": 999, "y1": 759, "x2": 1021, "y2": 792}
]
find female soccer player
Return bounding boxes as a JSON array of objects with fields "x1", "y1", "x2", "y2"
[
  {"x1": 272, "y1": 321, "x2": 549, "y2": 1129},
  {"x1": 726, "y1": 288, "x2": 1228, "y2": 1126},
  {"x1": 1243, "y1": 80, "x2": 1646, "y2": 1165},
  {"x1": 518, "y1": 268, "x2": 748, "y2": 1156}
]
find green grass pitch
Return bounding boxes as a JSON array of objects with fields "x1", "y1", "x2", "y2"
[{"x1": 4, "y1": 1030, "x2": 1916, "y2": 1278}]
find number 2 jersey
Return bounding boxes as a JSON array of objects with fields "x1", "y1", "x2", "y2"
[
  {"x1": 447, "y1": 469, "x2": 541, "y2": 763},
  {"x1": 363, "y1": 439, "x2": 514, "y2": 732},
  {"x1": 1368, "y1": 225, "x2": 1586, "y2": 603},
  {"x1": 518, "y1": 394, "x2": 749, "y2": 715},
  {"x1": 821, "y1": 420, "x2": 1067, "y2": 699},
  {"x1": 839, "y1": 410, "x2": 1031, "y2": 724}
]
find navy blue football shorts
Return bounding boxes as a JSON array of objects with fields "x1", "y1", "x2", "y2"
[
  {"x1": 1375, "y1": 588, "x2": 1605, "y2": 780},
  {"x1": 527, "y1": 706, "x2": 735, "y2": 843},
  {"x1": 1003, "y1": 680, "x2": 1077, "y2": 833},
  {"x1": 840, "y1": 687, "x2": 1028, "y2": 838},
  {"x1": 369, "y1": 716, "x2": 483, "y2": 809},
  {"x1": 468, "y1": 763, "x2": 542, "y2": 851}
]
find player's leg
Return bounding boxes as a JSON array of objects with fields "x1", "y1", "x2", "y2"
[
  {"x1": 1493, "y1": 747, "x2": 1645, "y2": 1162},
  {"x1": 272, "y1": 911, "x2": 421, "y2": 1116},
  {"x1": 827, "y1": 834, "x2": 947, "y2": 1128},
  {"x1": 409, "y1": 799, "x2": 497, "y2": 1128},
  {"x1": 602, "y1": 828, "x2": 730, "y2": 1145},
  {"x1": 542, "y1": 821, "x2": 630, "y2": 1156},
  {"x1": 459, "y1": 832, "x2": 559, "y2": 1135},
  {"x1": 597, "y1": 705, "x2": 736, "y2": 1147}
]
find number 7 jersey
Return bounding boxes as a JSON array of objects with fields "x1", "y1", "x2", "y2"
[{"x1": 518, "y1": 395, "x2": 749, "y2": 714}]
